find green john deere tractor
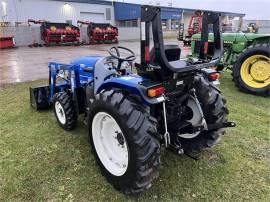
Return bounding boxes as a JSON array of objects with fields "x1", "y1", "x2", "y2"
[{"x1": 191, "y1": 32, "x2": 270, "y2": 96}]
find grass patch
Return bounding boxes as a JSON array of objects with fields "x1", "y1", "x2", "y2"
[{"x1": 0, "y1": 73, "x2": 269, "y2": 201}]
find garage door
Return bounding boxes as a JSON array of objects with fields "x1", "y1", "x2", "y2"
[{"x1": 80, "y1": 12, "x2": 105, "y2": 23}]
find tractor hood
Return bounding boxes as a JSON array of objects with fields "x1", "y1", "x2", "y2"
[
  {"x1": 71, "y1": 56, "x2": 103, "y2": 67},
  {"x1": 192, "y1": 32, "x2": 270, "y2": 43},
  {"x1": 243, "y1": 33, "x2": 270, "y2": 40}
]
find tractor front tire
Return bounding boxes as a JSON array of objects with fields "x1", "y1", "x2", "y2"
[
  {"x1": 52, "y1": 92, "x2": 77, "y2": 130},
  {"x1": 88, "y1": 90, "x2": 161, "y2": 194},
  {"x1": 233, "y1": 43, "x2": 270, "y2": 96},
  {"x1": 178, "y1": 76, "x2": 229, "y2": 152}
]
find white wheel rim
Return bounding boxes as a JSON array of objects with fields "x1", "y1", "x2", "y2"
[
  {"x1": 55, "y1": 101, "x2": 66, "y2": 124},
  {"x1": 92, "y1": 112, "x2": 129, "y2": 176},
  {"x1": 178, "y1": 98, "x2": 201, "y2": 139}
]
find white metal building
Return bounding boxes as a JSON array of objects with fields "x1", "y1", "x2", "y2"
[{"x1": 1, "y1": 0, "x2": 115, "y2": 25}]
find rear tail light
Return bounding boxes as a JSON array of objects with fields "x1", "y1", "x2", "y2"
[
  {"x1": 147, "y1": 86, "x2": 165, "y2": 98},
  {"x1": 208, "y1": 72, "x2": 220, "y2": 81}
]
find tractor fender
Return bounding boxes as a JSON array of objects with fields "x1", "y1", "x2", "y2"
[{"x1": 96, "y1": 75, "x2": 165, "y2": 105}]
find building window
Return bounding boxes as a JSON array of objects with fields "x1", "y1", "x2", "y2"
[
  {"x1": 106, "y1": 8, "x2": 111, "y2": 21},
  {"x1": 116, "y1": 20, "x2": 138, "y2": 27}
]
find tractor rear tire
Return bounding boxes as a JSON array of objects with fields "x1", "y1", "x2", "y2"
[
  {"x1": 178, "y1": 76, "x2": 229, "y2": 152},
  {"x1": 52, "y1": 92, "x2": 77, "y2": 130},
  {"x1": 88, "y1": 90, "x2": 161, "y2": 194},
  {"x1": 233, "y1": 43, "x2": 270, "y2": 96}
]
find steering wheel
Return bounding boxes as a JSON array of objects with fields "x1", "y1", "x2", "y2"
[{"x1": 108, "y1": 46, "x2": 136, "y2": 69}]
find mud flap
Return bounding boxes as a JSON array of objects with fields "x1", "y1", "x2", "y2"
[{"x1": 30, "y1": 85, "x2": 50, "y2": 110}]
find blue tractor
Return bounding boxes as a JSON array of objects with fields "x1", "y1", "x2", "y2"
[{"x1": 30, "y1": 6, "x2": 235, "y2": 194}]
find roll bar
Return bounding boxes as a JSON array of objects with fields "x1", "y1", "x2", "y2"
[{"x1": 140, "y1": 5, "x2": 223, "y2": 73}]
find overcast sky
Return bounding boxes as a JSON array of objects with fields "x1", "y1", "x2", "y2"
[{"x1": 113, "y1": 0, "x2": 270, "y2": 20}]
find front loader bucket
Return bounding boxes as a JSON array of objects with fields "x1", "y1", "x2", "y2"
[{"x1": 30, "y1": 85, "x2": 50, "y2": 110}]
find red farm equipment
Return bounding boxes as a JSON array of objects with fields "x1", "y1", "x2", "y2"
[
  {"x1": 28, "y1": 20, "x2": 80, "y2": 46},
  {"x1": 0, "y1": 21, "x2": 15, "y2": 49},
  {"x1": 41, "y1": 22, "x2": 80, "y2": 46},
  {"x1": 178, "y1": 11, "x2": 203, "y2": 46},
  {"x1": 0, "y1": 36, "x2": 15, "y2": 49},
  {"x1": 77, "y1": 21, "x2": 118, "y2": 44}
]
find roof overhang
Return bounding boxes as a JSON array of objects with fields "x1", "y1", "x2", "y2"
[{"x1": 50, "y1": 0, "x2": 112, "y2": 6}]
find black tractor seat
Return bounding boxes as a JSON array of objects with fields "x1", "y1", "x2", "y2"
[
  {"x1": 150, "y1": 44, "x2": 181, "y2": 62},
  {"x1": 150, "y1": 44, "x2": 189, "y2": 70}
]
